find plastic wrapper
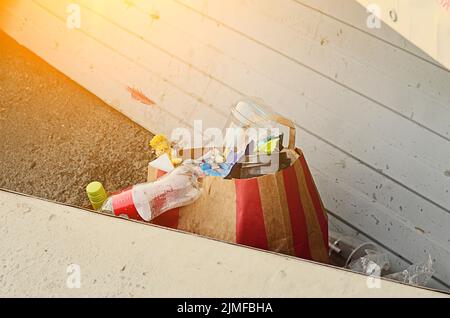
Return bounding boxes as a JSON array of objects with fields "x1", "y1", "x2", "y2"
[{"x1": 385, "y1": 255, "x2": 435, "y2": 287}]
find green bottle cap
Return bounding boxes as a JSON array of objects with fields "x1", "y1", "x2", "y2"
[{"x1": 86, "y1": 181, "x2": 107, "y2": 210}]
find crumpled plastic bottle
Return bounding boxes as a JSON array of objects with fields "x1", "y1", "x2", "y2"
[
  {"x1": 385, "y1": 255, "x2": 435, "y2": 287},
  {"x1": 348, "y1": 249, "x2": 391, "y2": 275},
  {"x1": 100, "y1": 165, "x2": 202, "y2": 222}
]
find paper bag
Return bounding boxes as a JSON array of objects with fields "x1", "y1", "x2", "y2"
[{"x1": 148, "y1": 119, "x2": 329, "y2": 263}]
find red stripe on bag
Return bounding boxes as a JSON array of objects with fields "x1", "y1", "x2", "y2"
[
  {"x1": 235, "y1": 179, "x2": 269, "y2": 250},
  {"x1": 152, "y1": 170, "x2": 179, "y2": 229},
  {"x1": 299, "y1": 156, "x2": 328, "y2": 249},
  {"x1": 282, "y1": 165, "x2": 311, "y2": 259}
]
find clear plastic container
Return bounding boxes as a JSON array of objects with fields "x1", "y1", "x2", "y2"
[
  {"x1": 222, "y1": 99, "x2": 290, "y2": 172},
  {"x1": 226, "y1": 99, "x2": 281, "y2": 130},
  {"x1": 329, "y1": 231, "x2": 381, "y2": 268},
  {"x1": 223, "y1": 99, "x2": 285, "y2": 152}
]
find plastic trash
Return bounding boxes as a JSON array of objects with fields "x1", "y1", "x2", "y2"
[
  {"x1": 86, "y1": 181, "x2": 108, "y2": 210},
  {"x1": 223, "y1": 99, "x2": 286, "y2": 158},
  {"x1": 329, "y1": 231, "x2": 390, "y2": 276},
  {"x1": 385, "y1": 255, "x2": 435, "y2": 287},
  {"x1": 149, "y1": 153, "x2": 175, "y2": 173},
  {"x1": 100, "y1": 165, "x2": 202, "y2": 222},
  {"x1": 257, "y1": 135, "x2": 282, "y2": 155},
  {"x1": 348, "y1": 249, "x2": 390, "y2": 275},
  {"x1": 188, "y1": 144, "x2": 248, "y2": 178},
  {"x1": 150, "y1": 134, "x2": 182, "y2": 166},
  {"x1": 328, "y1": 231, "x2": 380, "y2": 268},
  {"x1": 161, "y1": 100, "x2": 293, "y2": 180},
  {"x1": 330, "y1": 231, "x2": 435, "y2": 287}
]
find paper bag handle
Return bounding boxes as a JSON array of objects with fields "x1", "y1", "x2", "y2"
[{"x1": 270, "y1": 115, "x2": 296, "y2": 149}]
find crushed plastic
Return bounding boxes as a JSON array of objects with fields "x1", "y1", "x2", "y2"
[{"x1": 385, "y1": 255, "x2": 435, "y2": 287}]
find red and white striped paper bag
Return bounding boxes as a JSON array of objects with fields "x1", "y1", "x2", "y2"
[{"x1": 148, "y1": 147, "x2": 329, "y2": 264}]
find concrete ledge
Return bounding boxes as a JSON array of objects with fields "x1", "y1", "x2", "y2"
[{"x1": 0, "y1": 190, "x2": 446, "y2": 297}]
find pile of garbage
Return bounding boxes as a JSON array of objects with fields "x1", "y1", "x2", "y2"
[
  {"x1": 83, "y1": 98, "x2": 436, "y2": 289},
  {"x1": 86, "y1": 99, "x2": 294, "y2": 222},
  {"x1": 329, "y1": 231, "x2": 435, "y2": 287}
]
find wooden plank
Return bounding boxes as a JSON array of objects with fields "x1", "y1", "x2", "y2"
[
  {"x1": 299, "y1": 0, "x2": 446, "y2": 67},
  {"x1": 355, "y1": 0, "x2": 450, "y2": 70},
  {"x1": 31, "y1": 0, "x2": 230, "y2": 132},
  {"x1": 304, "y1": 132, "x2": 450, "y2": 249},
  {"x1": 314, "y1": 167, "x2": 450, "y2": 285},
  {"x1": 177, "y1": 0, "x2": 450, "y2": 139}
]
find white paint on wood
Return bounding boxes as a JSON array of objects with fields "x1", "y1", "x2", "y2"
[
  {"x1": 299, "y1": 0, "x2": 447, "y2": 68},
  {"x1": 0, "y1": 0, "x2": 449, "y2": 290},
  {"x1": 355, "y1": 0, "x2": 450, "y2": 70}
]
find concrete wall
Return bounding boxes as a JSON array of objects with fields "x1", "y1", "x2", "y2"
[{"x1": 0, "y1": 189, "x2": 447, "y2": 297}]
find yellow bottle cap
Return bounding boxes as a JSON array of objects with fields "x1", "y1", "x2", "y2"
[{"x1": 86, "y1": 181, "x2": 107, "y2": 210}]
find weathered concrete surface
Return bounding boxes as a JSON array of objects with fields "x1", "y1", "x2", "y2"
[{"x1": 0, "y1": 190, "x2": 446, "y2": 298}]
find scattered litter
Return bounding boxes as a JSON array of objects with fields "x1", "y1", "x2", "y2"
[
  {"x1": 150, "y1": 134, "x2": 182, "y2": 166},
  {"x1": 329, "y1": 231, "x2": 380, "y2": 268},
  {"x1": 348, "y1": 249, "x2": 390, "y2": 275},
  {"x1": 329, "y1": 231, "x2": 435, "y2": 287},
  {"x1": 148, "y1": 153, "x2": 174, "y2": 173},
  {"x1": 386, "y1": 255, "x2": 435, "y2": 287}
]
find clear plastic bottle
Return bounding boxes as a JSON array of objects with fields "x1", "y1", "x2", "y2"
[
  {"x1": 223, "y1": 99, "x2": 286, "y2": 151},
  {"x1": 100, "y1": 165, "x2": 202, "y2": 222}
]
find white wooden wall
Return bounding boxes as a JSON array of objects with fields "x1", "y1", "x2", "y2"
[
  {"x1": 355, "y1": 0, "x2": 450, "y2": 70},
  {"x1": 0, "y1": 0, "x2": 449, "y2": 290}
]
